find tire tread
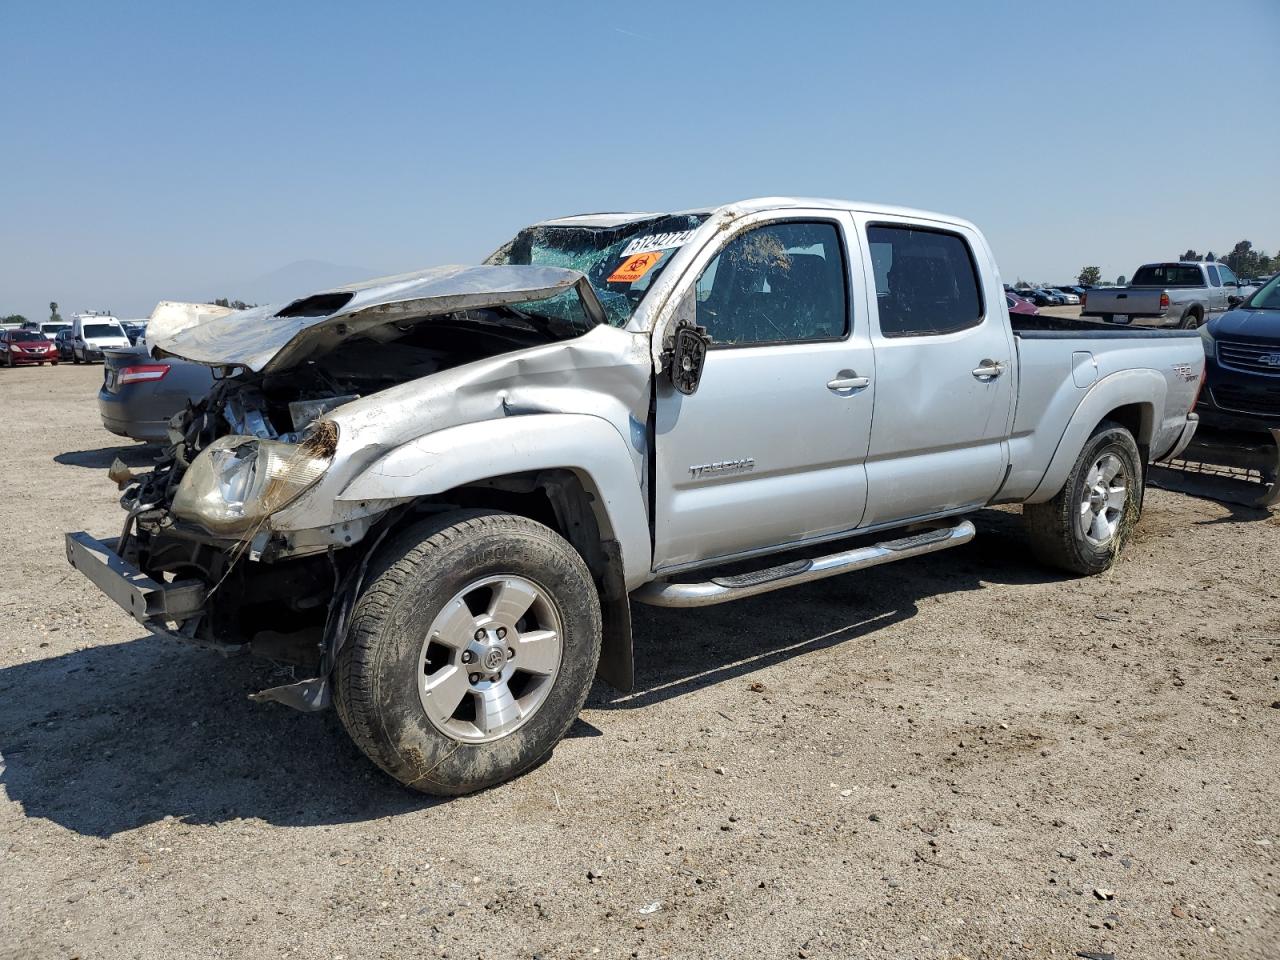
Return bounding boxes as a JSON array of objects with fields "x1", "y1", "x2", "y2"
[{"x1": 333, "y1": 510, "x2": 600, "y2": 795}]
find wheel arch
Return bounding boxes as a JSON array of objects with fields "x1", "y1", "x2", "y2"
[
  {"x1": 1026, "y1": 370, "x2": 1164, "y2": 504},
  {"x1": 337, "y1": 414, "x2": 650, "y2": 691}
]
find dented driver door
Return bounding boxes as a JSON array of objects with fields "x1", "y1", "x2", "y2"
[{"x1": 651, "y1": 212, "x2": 875, "y2": 572}]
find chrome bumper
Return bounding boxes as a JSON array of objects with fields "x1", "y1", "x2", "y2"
[{"x1": 65, "y1": 531, "x2": 206, "y2": 625}]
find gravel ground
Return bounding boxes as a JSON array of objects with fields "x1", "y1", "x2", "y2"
[{"x1": 1, "y1": 363, "x2": 1278, "y2": 960}]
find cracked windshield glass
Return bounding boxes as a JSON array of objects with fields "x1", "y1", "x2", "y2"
[{"x1": 487, "y1": 214, "x2": 708, "y2": 328}]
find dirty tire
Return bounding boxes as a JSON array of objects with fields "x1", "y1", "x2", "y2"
[
  {"x1": 1180, "y1": 310, "x2": 1202, "y2": 329},
  {"x1": 333, "y1": 510, "x2": 601, "y2": 796},
  {"x1": 1023, "y1": 420, "x2": 1143, "y2": 576}
]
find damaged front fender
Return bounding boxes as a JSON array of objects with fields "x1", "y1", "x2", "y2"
[{"x1": 338, "y1": 413, "x2": 652, "y2": 589}]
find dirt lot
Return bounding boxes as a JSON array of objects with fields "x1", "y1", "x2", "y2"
[{"x1": 1, "y1": 363, "x2": 1278, "y2": 960}]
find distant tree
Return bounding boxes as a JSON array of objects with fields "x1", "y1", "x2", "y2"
[
  {"x1": 1, "y1": 314, "x2": 27, "y2": 325},
  {"x1": 1221, "y1": 240, "x2": 1279, "y2": 278},
  {"x1": 1077, "y1": 266, "x2": 1103, "y2": 286},
  {"x1": 212, "y1": 297, "x2": 255, "y2": 310},
  {"x1": 49, "y1": 301, "x2": 61, "y2": 322},
  {"x1": 1181, "y1": 249, "x2": 1202, "y2": 262},
  {"x1": 1205, "y1": 251, "x2": 1216, "y2": 262},
  {"x1": 1117, "y1": 275, "x2": 1127, "y2": 286}
]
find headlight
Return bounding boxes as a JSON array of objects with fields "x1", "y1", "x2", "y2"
[
  {"x1": 1199, "y1": 323, "x2": 1216, "y2": 360},
  {"x1": 172, "y1": 427, "x2": 336, "y2": 537}
]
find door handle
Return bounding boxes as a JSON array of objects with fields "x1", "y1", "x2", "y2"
[
  {"x1": 971, "y1": 360, "x2": 1005, "y2": 380},
  {"x1": 827, "y1": 374, "x2": 871, "y2": 392}
]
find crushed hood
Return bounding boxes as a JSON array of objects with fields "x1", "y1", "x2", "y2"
[{"x1": 153, "y1": 264, "x2": 603, "y2": 373}]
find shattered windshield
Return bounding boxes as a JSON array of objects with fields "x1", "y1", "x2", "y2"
[{"x1": 487, "y1": 214, "x2": 709, "y2": 327}]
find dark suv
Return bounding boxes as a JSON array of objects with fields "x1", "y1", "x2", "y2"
[{"x1": 1198, "y1": 274, "x2": 1280, "y2": 435}]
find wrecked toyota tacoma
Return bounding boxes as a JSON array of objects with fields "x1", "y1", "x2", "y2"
[{"x1": 67, "y1": 198, "x2": 1207, "y2": 795}]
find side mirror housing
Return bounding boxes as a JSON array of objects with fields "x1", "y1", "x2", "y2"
[
  {"x1": 1227, "y1": 295, "x2": 1244, "y2": 308},
  {"x1": 663, "y1": 318, "x2": 710, "y2": 396}
]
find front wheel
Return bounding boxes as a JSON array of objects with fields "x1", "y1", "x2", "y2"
[
  {"x1": 334, "y1": 510, "x2": 602, "y2": 795},
  {"x1": 1024, "y1": 421, "x2": 1143, "y2": 575},
  {"x1": 72, "y1": 350, "x2": 81, "y2": 365}
]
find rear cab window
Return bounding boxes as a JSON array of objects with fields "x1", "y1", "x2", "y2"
[
  {"x1": 1131, "y1": 264, "x2": 1206, "y2": 287},
  {"x1": 866, "y1": 225, "x2": 984, "y2": 337}
]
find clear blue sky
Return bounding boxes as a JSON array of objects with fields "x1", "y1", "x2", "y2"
[{"x1": 2, "y1": 0, "x2": 1277, "y2": 321}]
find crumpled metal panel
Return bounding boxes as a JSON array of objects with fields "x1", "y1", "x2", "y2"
[
  {"x1": 153, "y1": 264, "x2": 591, "y2": 373},
  {"x1": 266, "y1": 324, "x2": 656, "y2": 582}
]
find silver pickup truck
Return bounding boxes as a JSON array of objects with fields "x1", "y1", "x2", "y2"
[
  {"x1": 1082, "y1": 260, "x2": 1249, "y2": 328},
  {"x1": 66, "y1": 198, "x2": 1205, "y2": 794}
]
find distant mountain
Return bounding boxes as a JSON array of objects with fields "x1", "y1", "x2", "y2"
[{"x1": 217, "y1": 259, "x2": 381, "y2": 307}]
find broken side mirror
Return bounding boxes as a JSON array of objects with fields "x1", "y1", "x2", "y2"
[{"x1": 663, "y1": 318, "x2": 710, "y2": 396}]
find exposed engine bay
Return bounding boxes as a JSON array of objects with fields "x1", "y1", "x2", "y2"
[{"x1": 116, "y1": 312, "x2": 572, "y2": 667}]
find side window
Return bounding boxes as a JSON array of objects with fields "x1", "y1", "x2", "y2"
[
  {"x1": 1217, "y1": 264, "x2": 1237, "y2": 286},
  {"x1": 867, "y1": 225, "x2": 984, "y2": 338},
  {"x1": 1207, "y1": 265, "x2": 1221, "y2": 287},
  {"x1": 695, "y1": 221, "x2": 848, "y2": 345}
]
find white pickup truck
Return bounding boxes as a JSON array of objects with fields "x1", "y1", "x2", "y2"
[{"x1": 67, "y1": 197, "x2": 1205, "y2": 794}]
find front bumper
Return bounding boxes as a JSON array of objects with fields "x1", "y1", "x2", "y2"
[{"x1": 65, "y1": 531, "x2": 206, "y2": 628}]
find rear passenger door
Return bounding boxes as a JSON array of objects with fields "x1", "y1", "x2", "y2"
[{"x1": 853, "y1": 216, "x2": 1016, "y2": 527}]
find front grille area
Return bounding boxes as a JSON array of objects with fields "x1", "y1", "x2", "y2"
[
  {"x1": 1217, "y1": 339, "x2": 1280, "y2": 375},
  {"x1": 1211, "y1": 384, "x2": 1280, "y2": 418}
]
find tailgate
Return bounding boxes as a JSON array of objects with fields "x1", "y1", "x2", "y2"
[{"x1": 1084, "y1": 289, "x2": 1163, "y2": 317}]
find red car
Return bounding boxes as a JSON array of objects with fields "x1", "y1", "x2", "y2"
[
  {"x1": 1, "y1": 328, "x2": 60, "y2": 366},
  {"x1": 1006, "y1": 292, "x2": 1040, "y2": 317}
]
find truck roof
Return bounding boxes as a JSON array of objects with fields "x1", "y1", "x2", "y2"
[{"x1": 536, "y1": 197, "x2": 974, "y2": 232}]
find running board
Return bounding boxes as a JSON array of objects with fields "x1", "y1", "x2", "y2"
[{"x1": 632, "y1": 520, "x2": 976, "y2": 608}]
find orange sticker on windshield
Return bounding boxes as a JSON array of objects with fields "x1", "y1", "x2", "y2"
[{"x1": 608, "y1": 250, "x2": 663, "y2": 284}]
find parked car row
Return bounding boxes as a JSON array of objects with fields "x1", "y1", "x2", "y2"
[{"x1": 1006, "y1": 284, "x2": 1087, "y2": 307}]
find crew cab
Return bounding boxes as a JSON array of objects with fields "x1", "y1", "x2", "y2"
[
  {"x1": 66, "y1": 198, "x2": 1205, "y2": 795},
  {"x1": 1082, "y1": 261, "x2": 1247, "y2": 328}
]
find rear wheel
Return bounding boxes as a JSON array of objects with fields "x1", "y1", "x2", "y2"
[
  {"x1": 1180, "y1": 309, "x2": 1202, "y2": 329},
  {"x1": 1024, "y1": 421, "x2": 1143, "y2": 575},
  {"x1": 334, "y1": 510, "x2": 602, "y2": 795}
]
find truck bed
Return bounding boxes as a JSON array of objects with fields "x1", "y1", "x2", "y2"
[{"x1": 999, "y1": 312, "x2": 1204, "y2": 503}]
